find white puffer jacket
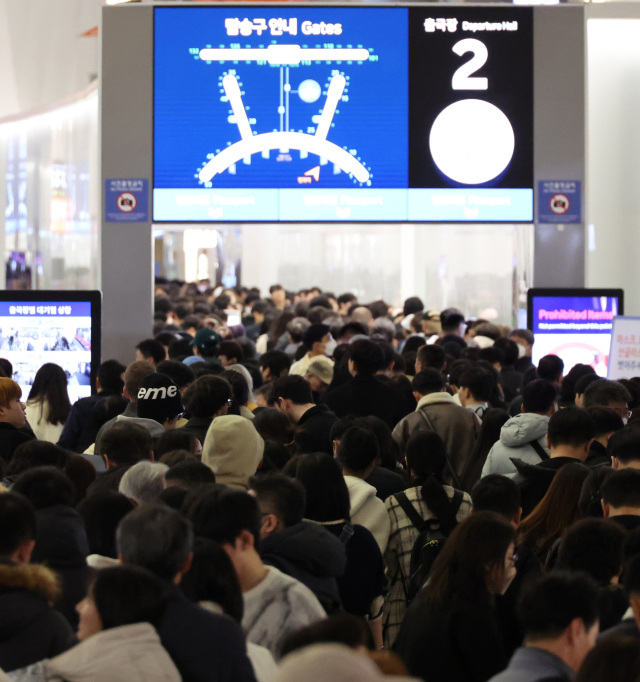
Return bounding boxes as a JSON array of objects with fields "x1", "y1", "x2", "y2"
[{"x1": 481, "y1": 412, "x2": 551, "y2": 477}]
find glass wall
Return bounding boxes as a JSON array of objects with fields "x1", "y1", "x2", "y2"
[
  {"x1": 154, "y1": 222, "x2": 534, "y2": 326},
  {"x1": 0, "y1": 85, "x2": 99, "y2": 291}
]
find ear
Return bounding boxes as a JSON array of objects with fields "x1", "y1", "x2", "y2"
[
  {"x1": 413, "y1": 391, "x2": 422, "y2": 402},
  {"x1": 238, "y1": 529, "x2": 255, "y2": 551},
  {"x1": 565, "y1": 617, "x2": 585, "y2": 646},
  {"x1": 104, "y1": 454, "x2": 113, "y2": 469},
  {"x1": 546, "y1": 434, "x2": 551, "y2": 449},
  {"x1": 602, "y1": 499, "x2": 610, "y2": 517},
  {"x1": 11, "y1": 539, "x2": 35, "y2": 565},
  {"x1": 262, "y1": 513, "x2": 279, "y2": 536},
  {"x1": 332, "y1": 440, "x2": 340, "y2": 457},
  {"x1": 123, "y1": 387, "x2": 131, "y2": 401},
  {"x1": 612, "y1": 456, "x2": 620, "y2": 471},
  {"x1": 605, "y1": 431, "x2": 616, "y2": 444}
]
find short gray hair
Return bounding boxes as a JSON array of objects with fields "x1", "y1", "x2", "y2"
[
  {"x1": 287, "y1": 317, "x2": 311, "y2": 343},
  {"x1": 371, "y1": 317, "x2": 396, "y2": 343},
  {"x1": 119, "y1": 461, "x2": 169, "y2": 505}
]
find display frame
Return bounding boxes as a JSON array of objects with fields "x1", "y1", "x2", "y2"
[
  {"x1": 527, "y1": 287, "x2": 624, "y2": 376},
  {"x1": 151, "y1": 3, "x2": 535, "y2": 224},
  {"x1": 0, "y1": 290, "x2": 102, "y2": 396}
]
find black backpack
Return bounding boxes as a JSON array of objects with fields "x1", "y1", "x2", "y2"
[{"x1": 394, "y1": 489, "x2": 464, "y2": 604}]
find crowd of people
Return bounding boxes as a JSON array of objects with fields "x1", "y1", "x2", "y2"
[{"x1": 1, "y1": 281, "x2": 640, "y2": 681}]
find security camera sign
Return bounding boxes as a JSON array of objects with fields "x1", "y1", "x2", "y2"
[
  {"x1": 538, "y1": 180, "x2": 581, "y2": 224},
  {"x1": 106, "y1": 179, "x2": 149, "y2": 222}
]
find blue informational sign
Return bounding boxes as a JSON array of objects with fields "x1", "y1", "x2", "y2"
[
  {"x1": 105, "y1": 179, "x2": 149, "y2": 222},
  {"x1": 153, "y1": 6, "x2": 534, "y2": 222},
  {"x1": 537, "y1": 180, "x2": 581, "y2": 224}
]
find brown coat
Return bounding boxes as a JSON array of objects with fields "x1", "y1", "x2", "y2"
[{"x1": 392, "y1": 393, "x2": 480, "y2": 489}]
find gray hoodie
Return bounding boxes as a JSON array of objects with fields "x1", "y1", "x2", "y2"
[{"x1": 481, "y1": 413, "x2": 551, "y2": 477}]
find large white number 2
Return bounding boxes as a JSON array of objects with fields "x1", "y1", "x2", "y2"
[{"x1": 451, "y1": 39, "x2": 488, "y2": 91}]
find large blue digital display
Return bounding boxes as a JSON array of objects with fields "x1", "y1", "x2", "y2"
[{"x1": 153, "y1": 6, "x2": 534, "y2": 222}]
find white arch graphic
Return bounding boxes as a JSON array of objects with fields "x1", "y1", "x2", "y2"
[{"x1": 198, "y1": 73, "x2": 370, "y2": 184}]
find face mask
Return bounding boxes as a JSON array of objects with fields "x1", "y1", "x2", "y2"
[
  {"x1": 623, "y1": 417, "x2": 629, "y2": 426},
  {"x1": 517, "y1": 343, "x2": 526, "y2": 358},
  {"x1": 324, "y1": 338, "x2": 337, "y2": 357}
]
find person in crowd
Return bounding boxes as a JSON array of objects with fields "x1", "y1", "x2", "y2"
[
  {"x1": 557, "y1": 364, "x2": 596, "y2": 408},
  {"x1": 538, "y1": 355, "x2": 565, "y2": 391},
  {"x1": 2, "y1": 441, "x2": 67, "y2": 488},
  {"x1": 289, "y1": 453, "x2": 386, "y2": 648},
  {"x1": 488, "y1": 573, "x2": 599, "y2": 682},
  {"x1": 10, "y1": 565, "x2": 182, "y2": 682},
  {"x1": 471, "y1": 475, "x2": 541, "y2": 656},
  {"x1": 12, "y1": 467, "x2": 91, "y2": 628},
  {"x1": 77, "y1": 491, "x2": 135, "y2": 569},
  {"x1": 330, "y1": 416, "x2": 405, "y2": 501},
  {"x1": 252, "y1": 409, "x2": 294, "y2": 449},
  {"x1": 201, "y1": 415, "x2": 264, "y2": 490},
  {"x1": 335, "y1": 427, "x2": 391, "y2": 553},
  {"x1": 117, "y1": 504, "x2": 258, "y2": 682},
  {"x1": 119, "y1": 461, "x2": 169, "y2": 506},
  {"x1": 555, "y1": 518, "x2": 628, "y2": 631},
  {"x1": 87, "y1": 422, "x2": 153, "y2": 496},
  {"x1": 249, "y1": 474, "x2": 346, "y2": 614},
  {"x1": 94, "y1": 361, "x2": 156, "y2": 456},
  {"x1": 155, "y1": 359, "x2": 195, "y2": 395},
  {"x1": 188, "y1": 328, "x2": 222, "y2": 364},
  {"x1": 575, "y1": 636, "x2": 640, "y2": 682},
  {"x1": 392, "y1": 368, "x2": 480, "y2": 489},
  {"x1": 155, "y1": 429, "x2": 201, "y2": 460},
  {"x1": 463, "y1": 408, "x2": 510, "y2": 491},
  {"x1": 135, "y1": 339, "x2": 167, "y2": 366},
  {"x1": 457, "y1": 366, "x2": 495, "y2": 421},
  {"x1": 218, "y1": 341, "x2": 244, "y2": 367},
  {"x1": 0, "y1": 492, "x2": 76, "y2": 672},
  {"x1": 585, "y1": 407, "x2": 624, "y2": 468},
  {"x1": 517, "y1": 462, "x2": 590, "y2": 564},
  {"x1": 58, "y1": 359, "x2": 126, "y2": 453},
  {"x1": 323, "y1": 340, "x2": 410, "y2": 429},
  {"x1": 574, "y1": 373, "x2": 602, "y2": 409},
  {"x1": 384, "y1": 430, "x2": 472, "y2": 646},
  {"x1": 414, "y1": 344, "x2": 446, "y2": 375},
  {"x1": 513, "y1": 408, "x2": 594, "y2": 516},
  {"x1": 482, "y1": 380, "x2": 557, "y2": 477},
  {"x1": 393, "y1": 512, "x2": 516, "y2": 682},
  {"x1": 598, "y1": 553, "x2": 640, "y2": 641},
  {"x1": 179, "y1": 538, "x2": 278, "y2": 682},
  {"x1": 134, "y1": 374, "x2": 183, "y2": 431},
  {"x1": 0, "y1": 377, "x2": 34, "y2": 464},
  {"x1": 271, "y1": 375, "x2": 337, "y2": 455},
  {"x1": 509, "y1": 329, "x2": 534, "y2": 373},
  {"x1": 601, "y1": 468, "x2": 640, "y2": 530},
  {"x1": 181, "y1": 375, "x2": 232, "y2": 444},
  {"x1": 608, "y1": 427, "x2": 640, "y2": 470},
  {"x1": 304, "y1": 356, "x2": 334, "y2": 400},
  {"x1": 164, "y1": 460, "x2": 216, "y2": 491},
  {"x1": 188, "y1": 489, "x2": 325, "y2": 659},
  {"x1": 221, "y1": 366, "x2": 257, "y2": 418},
  {"x1": 279, "y1": 612, "x2": 371, "y2": 658},
  {"x1": 583, "y1": 379, "x2": 633, "y2": 419},
  {"x1": 259, "y1": 350, "x2": 291, "y2": 385},
  {"x1": 438, "y1": 309, "x2": 468, "y2": 350},
  {"x1": 289, "y1": 324, "x2": 332, "y2": 377},
  {"x1": 493, "y1": 338, "x2": 523, "y2": 403}
]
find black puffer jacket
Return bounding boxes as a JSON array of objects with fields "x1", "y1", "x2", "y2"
[
  {"x1": 0, "y1": 560, "x2": 76, "y2": 672},
  {"x1": 260, "y1": 521, "x2": 347, "y2": 614},
  {"x1": 31, "y1": 505, "x2": 91, "y2": 629}
]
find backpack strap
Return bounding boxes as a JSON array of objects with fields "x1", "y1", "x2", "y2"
[
  {"x1": 529, "y1": 439, "x2": 550, "y2": 461},
  {"x1": 417, "y1": 408, "x2": 463, "y2": 489},
  {"x1": 338, "y1": 523, "x2": 355, "y2": 546},
  {"x1": 438, "y1": 489, "x2": 464, "y2": 535},
  {"x1": 394, "y1": 492, "x2": 426, "y2": 531}
]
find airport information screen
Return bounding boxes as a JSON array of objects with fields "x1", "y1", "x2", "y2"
[
  {"x1": 530, "y1": 293, "x2": 623, "y2": 377},
  {"x1": 153, "y1": 6, "x2": 533, "y2": 222},
  {"x1": 0, "y1": 301, "x2": 93, "y2": 404}
]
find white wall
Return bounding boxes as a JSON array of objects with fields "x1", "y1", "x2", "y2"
[
  {"x1": 0, "y1": 0, "x2": 101, "y2": 118},
  {"x1": 587, "y1": 15, "x2": 640, "y2": 315}
]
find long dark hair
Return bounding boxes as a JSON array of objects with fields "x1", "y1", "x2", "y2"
[
  {"x1": 357, "y1": 415, "x2": 401, "y2": 471},
  {"x1": 464, "y1": 408, "x2": 510, "y2": 490},
  {"x1": 420, "y1": 511, "x2": 514, "y2": 604},
  {"x1": 268, "y1": 311, "x2": 296, "y2": 350},
  {"x1": 518, "y1": 462, "x2": 590, "y2": 558},
  {"x1": 295, "y1": 452, "x2": 351, "y2": 523},
  {"x1": 405, "y1": 430, "x2": 451, "y2": 521},
  {"x1": 27, "y1": 363, "x2": 71, "y2": 425}
]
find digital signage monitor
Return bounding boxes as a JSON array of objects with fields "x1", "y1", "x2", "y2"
[
  {"x1": 0, "y1": 291, "x2": 102, "y2": 404},
  {"x1": 527, "y1": 288, "x2": 624, "y2": 378},
  {"x1": 153, "y1": 5, "x2": 534, "y2": 223}
]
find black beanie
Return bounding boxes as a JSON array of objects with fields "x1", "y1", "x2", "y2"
[{"x1": 137, "y1": 373, "x2": 183, "y2": 425}]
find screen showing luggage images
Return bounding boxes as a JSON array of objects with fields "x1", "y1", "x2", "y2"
[
  {"x1": 154, "y1": 6, "x2": 533, "y2": 222},
  {"x1": 530, "y1": 292, "x2": 623, "y2": 378},
  {"x1": 0, "y1": 300, "x2": 94, "y2": 404}
]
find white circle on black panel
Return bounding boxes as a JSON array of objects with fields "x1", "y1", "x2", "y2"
[{"x1": 429, "y1": 99, "x2": 515, "y2": 185}]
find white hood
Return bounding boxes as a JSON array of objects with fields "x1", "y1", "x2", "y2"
[
  {"x1": 500, "y1": 413, "x2": 550, "y2": 447},
  {"x1": 344, "y1": 476, "x2": 390, "y2": 553}
]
